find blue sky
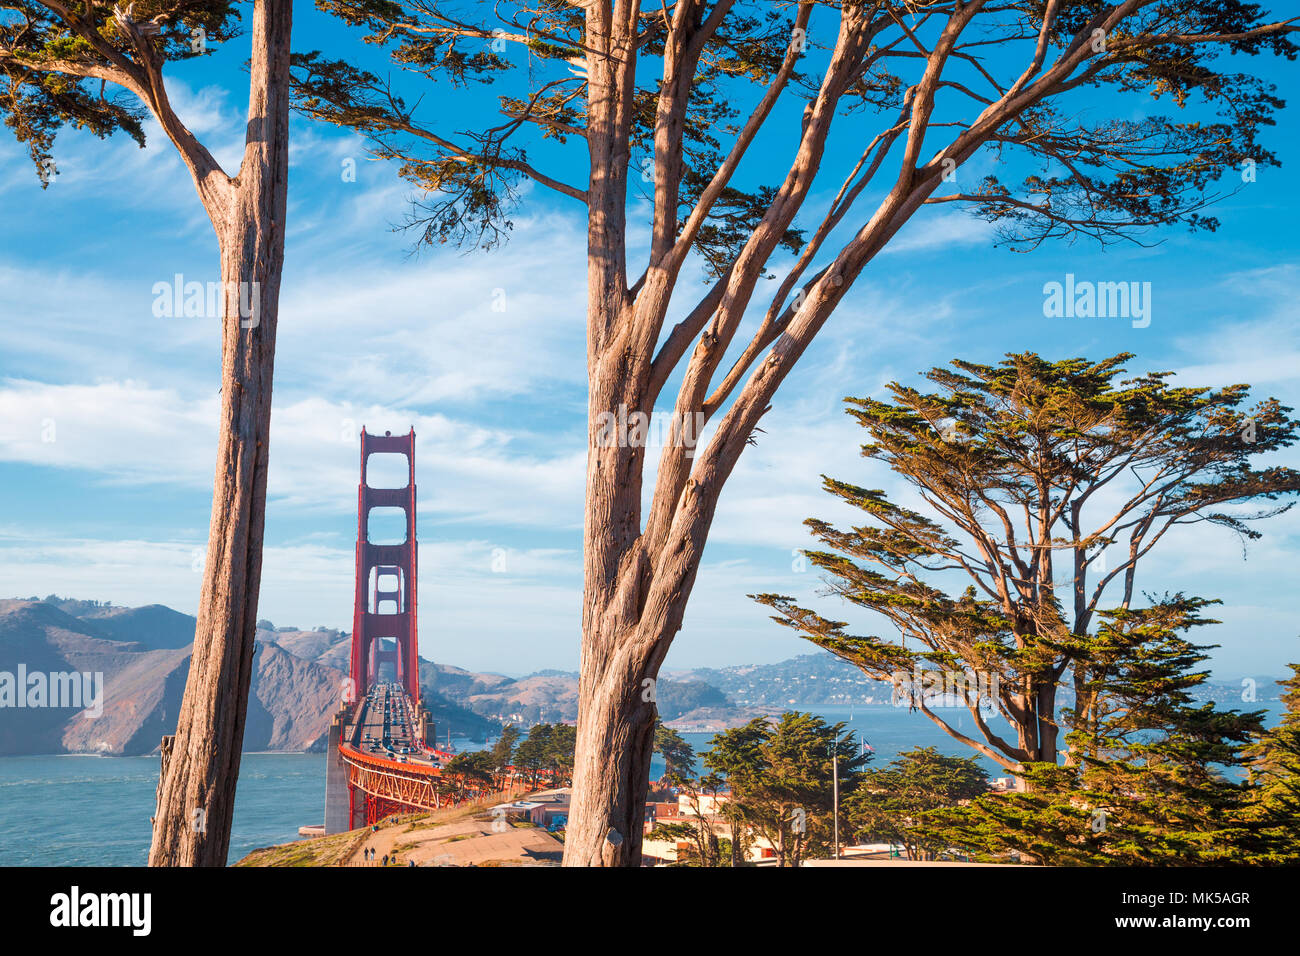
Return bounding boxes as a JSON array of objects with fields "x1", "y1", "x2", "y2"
[{"x1": 1, "y1": 6, "x2": 1297, "y2": 679}]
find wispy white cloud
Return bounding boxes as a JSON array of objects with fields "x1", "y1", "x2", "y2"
[
  {"x1": 1168, "y1": 264, "x2": 1300, "y2": 390},
  {"x1": 0, "y1": 380, "x2": 586, "y2": 528},
  {"x1": 880, "y1": 209, "x2": 996, "y2": 255}
]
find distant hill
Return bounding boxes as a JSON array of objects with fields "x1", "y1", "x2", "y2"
[
  {"x1": 259, "y1": 626, "x2": 351, "y2": 671},
  {"x1": 21, "y1": 596, "x2": 195, "y2": 650},
  {"x1": 260, "y1": 627, "x2": 344, "y2": 663},
  {"x1": 0, "y1": 599, "x2": 344, "y2": 755},
  {"x1": 669, "y1": 653, "x2": 893, "y2": 708},
  {"x1": 419, "y1": 660, "x2": 515, "y2": 700},
  {"x1": 76, "y1": 603, "x2": 198, "y2": 650},
  {"x1": 460, "y1": 673, "x2": 581, "y2": 725},
  {"x1": 667, "y1": 651, "x2": 1289, "y2": 711}
]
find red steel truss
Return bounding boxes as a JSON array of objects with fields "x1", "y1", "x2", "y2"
[
  {"x1": 342, "y1": 746, "x2": 449, "y2": 823},
  {"x1": 340, "y1": 744, "x2": 504, "y2": 825}
]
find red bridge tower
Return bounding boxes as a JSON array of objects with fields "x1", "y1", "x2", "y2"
[{"x1": 349, "y1": 428, "x2": 420, "y2": 704}]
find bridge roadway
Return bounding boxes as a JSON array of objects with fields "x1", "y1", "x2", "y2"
[
  {"x1": 335, "y1": 682, "x2": 463, "y2": 824},
  {"x1": 353, "y1": 682, "x2": 442, "y2": 767}
]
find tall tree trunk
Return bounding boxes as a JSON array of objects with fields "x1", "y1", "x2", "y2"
[
  {"x1": 564, "y1": 298, "x2": 766, "y2": 864},
  {"x1": 1036, "y1": 682, "x2": 1059, "y2": 765},
  {"x1": 148, "y1": 0, "x2": 291, "y2": 867},
  {"x1": 563, "y1": 0, "x2": 921, "y2": 868},
  {"x1": 566, "y1": 487, "x2": 723, "y2": 865},
  {"x1": 566, "y1": 621, "x2": 659, "y2": 866}
]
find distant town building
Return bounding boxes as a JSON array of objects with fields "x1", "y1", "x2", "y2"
[
  {"x1": 641, "y1": 790, "x2": 782, "y2": 864},
  {"x1": 492, "y1": 787, "x2": 572, "y2": 830}
]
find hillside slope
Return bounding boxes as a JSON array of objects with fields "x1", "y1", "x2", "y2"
[{"x1": 0, "y1": 600, "x2": 346, "y2": 755}]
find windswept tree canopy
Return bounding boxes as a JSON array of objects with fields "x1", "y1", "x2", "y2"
[
  {"x1": 0, "y1": 2, "x2": 241, "y2": 186},
  {"x1": 755, "y1": 353, "x2": 1300, "y2": 771},
  {"x1": 292, "y1": 0, "x2": 1297, "y2": 259},
  {"x1": 921, "y1": 598, "x2": 1275, "y2": 865}
]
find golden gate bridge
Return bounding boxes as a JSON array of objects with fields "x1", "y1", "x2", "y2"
[{"x1": 322, "y1": 428, "x2": 499, "y2": 832}]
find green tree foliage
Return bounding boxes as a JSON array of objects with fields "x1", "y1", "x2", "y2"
[
  {"x1": 755, "y1": 354, "x2": 1300, "y2": 776},
  {"x1": 443, "y1": 750, "x2": 496, "y2": 798},
  {"x1": 547, "y1": 722, "x2": 578, "y2": 784},
  {"x1": 0, "y1": 2, "x2": 240, "y2": 177},
  {"x1": 924, "y1": 600, "x2": 1268, "y2": 864},
  {"x1": 291, "y1": 0, "x2": 811, "y2": 258},
  {"x1": 1243, "y1": 664, "x2": 1300, "y2": 863},
  {"x1": 512, "y1": 726, "x2": 545, "y2": 786},
  {"x1": 290, "y1": 2, "x2": 1299, "y2": 256},
  {"x1": 846, "y1": 746, "x2": 988, "y2": 861},
  {"x1": 653, "y1": 722, "x2": 697, "y2": 784},
  {"x1": 705, "y1": 712, "x2": 867, "y2": 867},
  {"x1": 491, "y1": 725, "x2": 520, "y2": 787},
  {"x1": 512, "y1": 722, "x2": 578, "y2": 786}
]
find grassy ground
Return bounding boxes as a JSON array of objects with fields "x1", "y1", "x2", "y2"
[{"x1": 235, "y1": 827, "x2": 368, "y2": 867}]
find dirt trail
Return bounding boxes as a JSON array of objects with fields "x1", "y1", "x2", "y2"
[{"x1": 341, "y1": 787, "x2": 563, "y2": 867}]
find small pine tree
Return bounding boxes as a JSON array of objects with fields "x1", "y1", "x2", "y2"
[
  {"x1": 490, "y1": 726, "x2": 520, "y2": 787},
  {"x1": 928, "y1": 598, "x2": 1265, "y2": 864},
  {"x1": 1069, "y1": 601, "x2": 1263, "y2": 864},
  {"x1": 1241, "y1": 664, "x2": 1300, "y2": 863},
  {"x1": 847, "y1": 747, "x2": 988, "y2": 861},
  {"x1": 706, "y1": 713, "x2": 868, "y2": 867}
]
